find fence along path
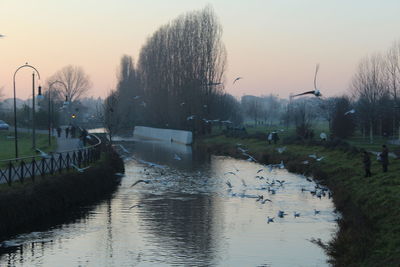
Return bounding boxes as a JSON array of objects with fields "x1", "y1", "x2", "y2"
[{"x1": 0, "y1": 132, "x2": 101, "y2": 185}]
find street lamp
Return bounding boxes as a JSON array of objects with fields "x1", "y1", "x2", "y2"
[
  {"x1": 38, "y1": 80, "x2": 68, "y2": 146},
  {"x1": 13, "y1": 63, "x2": 41, "y2": 158}
]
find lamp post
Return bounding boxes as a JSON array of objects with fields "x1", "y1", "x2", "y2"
[
  {"x1": 13, "y1": 63, "x2": 41, "y2": 158},
  {"x1": 38, "y1": 80, "x2": 68, "y2": 146}
]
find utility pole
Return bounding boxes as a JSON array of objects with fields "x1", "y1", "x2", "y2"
[{"x1": 32, "y1": 72, "x2": 36, "y2": 149}]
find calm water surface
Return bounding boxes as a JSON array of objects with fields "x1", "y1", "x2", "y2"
[{"x1": 0, "y1": 140, "x2": 338, "y2": 266}]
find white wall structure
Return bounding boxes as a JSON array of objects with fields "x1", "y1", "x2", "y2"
[{"x1": 133, "y1": 126, "x2": 193, "y2": 145}]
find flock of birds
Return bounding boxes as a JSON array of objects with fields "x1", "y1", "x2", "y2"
[
  {"x1": 114, "y1": 142, "x2": 332, "y2": 224},
  {"x1": 223, "y1": 144, "x2": 332, "y2": 224}
]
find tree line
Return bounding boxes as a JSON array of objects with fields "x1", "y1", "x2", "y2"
[{"x1": 105, "y1": 6, "x2": 241, "y2": 136}]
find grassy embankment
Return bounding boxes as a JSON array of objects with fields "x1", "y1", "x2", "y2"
[
  {"x1": 0, "y1": 131, "x2": 56, "y2": 160},
  {"x1": 0, "y1": 143, "x2": 124, "y2": 242},
  {"x1": 198, "y1": 134, "x2": 400, "y2": 266}
]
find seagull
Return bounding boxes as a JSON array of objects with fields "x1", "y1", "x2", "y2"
[
  {"x1": 316, "y1": 156, "x2": 325, "y2": 161},
  {"x1": 71, "y1": 164, "x2": 90, "y2": 173},
  {"x1": 36, "y1": 149, "x2": 50, "y2": 159},
  {"x1": 238, "y1": 147, "x2": 248, "y2": 153},
  {"x1": 302, "y1": 160, "x2": 309, "y2": 165},
  {"x1": 118, "y1": 144, "x2": 130, "y2": 154},
  {"x1": 344, "y1": 109, "x2": 355, "y2": 115},
  {"x1": 261, "y1": 198, "x2": 272, "y2": 204},
  {"x1": 257, "y1": 169, "x2": 263, "y2": 173},
  {"x1": 233, "y1": 77, "x2": 243, "y2": 84},
  {"x1": 278, "y1": 210, "x2": 287, "y2": 218},
  {"x1": 276, "y1": 180, "x2": 285, "y2": 186},
  {"x1": 140, "y1": 101, "x2": 146, "y2": 107},
  {"x1": 294, "y1": 212, "x2": 301, "y2": 218},
  {"x1": 308, "y1": 154, "x2": 317, "y2": 159},
  {"x1": 133, "y1": 96, "x2": 141, "y2": 100},
  {"x1": 173, "y1": 154, "x2": 182, "y2": 160},
  {"x1": 0, "y1": 34, "x2": 5, "y2": 38},
  {"x1": 279, "y1": 160, "x2": 284, "y2": 169},
  {"x1": 131, "y1": 179, "x2": 150, "y2": 187},
  {"x1": 268, "y1": 187, "x2": 276, "y2": 194},
  {"x1": 180, "y1": 102, "x2": 185, "y2": 106},
  {"x1": 292, "y1": 64, "x2": 322, "y2": 98},
  {"x1": 267, "y1": 216, "x2": 274, "y2": 224},
  {"x1": 186, "y1": 115, "x2": 195, "y2": 120},
  {"x1": 276, "y1": 147, "x2": 286, "y2": 154}
]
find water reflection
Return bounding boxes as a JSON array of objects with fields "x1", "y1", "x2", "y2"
[{"x1": 0, "y1": 138, "x2": 337, "y2": 267}]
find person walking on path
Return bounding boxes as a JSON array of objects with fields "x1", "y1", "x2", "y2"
[
  {"x1": 65, "y1": 127, "x2": 70, "y2": 138},
  {"x1": 56, "y1": 127, "x2": 62, "y2": 138},
  {"x1": 362, "y1": 150, "x2": 372, "y2": 177},
  {"x1": 380, "y1": 145, "x2": 389, "y2": 173},
  {"x1": 71, "y1": 126, "x2": 76, "y2": 138}
]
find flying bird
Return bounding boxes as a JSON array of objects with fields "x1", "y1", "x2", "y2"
[
  {"x1": 71, "y1": 164, "x2": 90, "y2": 173},
  {"x1": 344, "y1": 109, "x2": 356, "y2": 115},
  {"x1": 233, "y1": 77, "x2": 243, "y2": 84},
  {"x1": 133, "y1": 96, "x2": 141, "y2": 100},
  {"x1": 267, "y1": 216, "x2": 274, "y2": 224},
  {"x1": 294, "y1": 212, "x2": 301, "y2": 218},
  {"x1": 36, "y1": 149, "x2": 50, "y2": 159},
  {"x1": 173, "y1": 154, "x2": 182, "y2": 161},
  {"x1": 261, "y1": 198, "x2": 272, "y2": 204},
  {"x1": 257, "y1": 169, "x2": 263, "y2": 173},
  {"x1": 0, "y1": 34, "x2": 5, "y2": 38},
  {"x1": 180, "y1": 102, "x2": 185, "y2": 106},
  {"x1": 131, "y1": 179, "x2": 150, "y2": 187},
  {"x1": 140, "y1": 101, "x2": 147, "y2": 107},
  {"x1": 292, "y1": 64, "x2": 322, "y2": 98},
  {"x1": 187, "y1": 115, "x2": 195, "y2": 120}
]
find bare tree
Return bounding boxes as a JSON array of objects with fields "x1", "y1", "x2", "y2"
[
  {"x1": 49, "y1": 65, "x2": 91, "y2": 103},
  {"x1": 351, "y1": 54, "x2": 389, "y2": 143},
  {"x1": 103, "y1": 90, "x2": 121, "y2": 143}
]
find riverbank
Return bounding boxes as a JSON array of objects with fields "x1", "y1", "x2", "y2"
[
  {"x1": 197, "y1": 135, "x2": 400, "y2": 266},
  {"x1": 0, "y1": 145, "x2": 124, "y2": 242}
]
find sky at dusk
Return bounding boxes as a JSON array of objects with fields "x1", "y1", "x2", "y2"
[{"x1": 1, "y1": 0, "x2": 400, "y2": 100}]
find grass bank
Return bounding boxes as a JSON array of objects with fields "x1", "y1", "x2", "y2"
[
  {"x1": 0, "y1": 145, "x2": 124, "y2": 242},
  {"x1": 0, "y1": 131, "x2": 56, "y2": 160},
  {"x1": 197, "y1": 135, "x2": 400, "y2": 266}
]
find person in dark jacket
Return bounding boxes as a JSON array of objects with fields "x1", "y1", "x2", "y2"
[
  {"x1": 362, "y1": 150, "x2": 371, "y2": 177},
  {"x1": 56, "y1": 127, "x2": 62, "y2": 138},
  {"x1": 65, "y1": 127, "x2": 70, "y2": 138},
  {"x1": 380, "y1": 145, "x2": 389, "y2": 172}
]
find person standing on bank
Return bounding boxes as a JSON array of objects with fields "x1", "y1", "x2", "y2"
[
  {"x1": 362, "y1": 150, "x2": 371, "y2": 177},
  {"x1": 380, "y1": 145, "x2": 389, "y2": 173}
]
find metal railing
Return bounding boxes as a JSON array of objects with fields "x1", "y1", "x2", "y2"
[{"x1": 0, "y1": 133, "x2": 102, "y2": 186}]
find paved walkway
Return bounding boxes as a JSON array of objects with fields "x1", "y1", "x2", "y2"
[{"x1": 55, "y1": 128, "x2": 80, "y2": 152}]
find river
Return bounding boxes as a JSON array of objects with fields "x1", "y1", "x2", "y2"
[{"x1": 0, "y1": 139, "x2": 338, "y2": 266}]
